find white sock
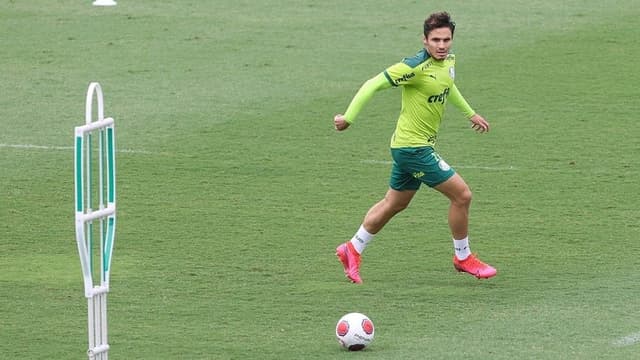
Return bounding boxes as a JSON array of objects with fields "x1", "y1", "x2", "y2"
[
  {"x1": 453, "y1": 237, "x2": 471, "y2": 260},
  {"x1": 349, "y1": 225, "x2": 374, "y2": 254}
]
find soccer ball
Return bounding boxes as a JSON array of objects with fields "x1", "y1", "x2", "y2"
[{"x1": 335, "y1": 312, "x2": 375, "y2": 351}]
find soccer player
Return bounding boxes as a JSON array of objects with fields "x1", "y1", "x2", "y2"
[{"x1": 334, "y1": 12, "x2": 497, "y2": 283}]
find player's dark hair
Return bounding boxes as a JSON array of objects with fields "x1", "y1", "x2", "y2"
[{"x1": 423, "y1": 12, "x2": 456, "y2": 37}]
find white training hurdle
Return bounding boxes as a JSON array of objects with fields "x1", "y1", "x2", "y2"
[{"x1": 74, "y1": 82, "x2": 117, "y2": 360}]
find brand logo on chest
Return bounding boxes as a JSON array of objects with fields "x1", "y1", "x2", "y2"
[{"x1": 427, "y1": 87, "x2": 450, "y2": 104}]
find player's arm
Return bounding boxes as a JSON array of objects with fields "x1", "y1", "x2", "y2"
[
  {"x1": 448, "y1": 83, "x2": 475, "y2": 117},
  {"x1": 334, "y1": 73, "x2": 392, "y2": 131},
  {"x1": 448, "y1": 83, "x2": 489, "y2": 132}
]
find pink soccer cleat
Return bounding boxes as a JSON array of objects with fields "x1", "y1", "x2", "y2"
[
  {"x1": 336, "y1": 242, "x2": 362, "y2": 284},
  {"x1": 453, "y1": 253, "x2": 497, "y2": 279}
]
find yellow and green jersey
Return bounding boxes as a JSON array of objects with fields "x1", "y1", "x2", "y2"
[{"x1": 343, "y1": 49, "x2": 476, "y2": 148}]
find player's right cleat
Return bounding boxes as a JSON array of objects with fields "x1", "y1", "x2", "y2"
[
  {"x1": 453, "y1": 253, "x2": 497, "y2": 279},
  {"x1": 336, "y1": 242, "x2": 362, "y2": 284}
]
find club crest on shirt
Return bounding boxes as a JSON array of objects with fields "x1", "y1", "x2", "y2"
[
  {"x1": 449, "y1": 67, "x2": 455, "y2": 79},
  {"x1": 438, "y1": 159, "x2": 451, "y2": 171}
]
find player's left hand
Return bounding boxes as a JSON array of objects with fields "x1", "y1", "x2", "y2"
[{"x1": 469, "y1": 114, "x2": 489, "y2": 133}]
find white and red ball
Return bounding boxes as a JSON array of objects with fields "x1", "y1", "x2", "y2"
[{"x1": 335, "y1": 312, "x2": 375, "y2": 351}]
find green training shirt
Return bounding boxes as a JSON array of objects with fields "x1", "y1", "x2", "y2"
[{"x1": 343, "y1": 49, "x2": 476, "y2": 148}]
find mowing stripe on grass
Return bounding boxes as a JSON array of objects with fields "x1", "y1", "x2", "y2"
[
  {"x1": 361, "y1": 159, "x2": 518, "y2": 171},
  {"x1": 612, "y1": 331, "x2": 640, "y2": 347},
  {"x1": 0, "y1": 143, "x2": 154, "y2": 155}
]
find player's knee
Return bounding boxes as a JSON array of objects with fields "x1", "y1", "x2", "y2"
[
  {"x1": 392, "y1": 201, "x2": 410, "y2": 213},
  {"x1": 384, "y1": 198, "x2": 409, "y2": 214},
  {"x1": 454, "y1": 188, "x2": 472, "y2": 207}
]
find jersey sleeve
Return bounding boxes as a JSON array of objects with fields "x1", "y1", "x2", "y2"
[
  {"x1": 343, "y1": 72, "x2": 392, "y2": 124},
  {"x1": 448, "y1": 83, "x2": 476, "y2": 118}
]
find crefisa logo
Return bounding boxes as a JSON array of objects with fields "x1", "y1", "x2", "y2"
[{"x1": 394, "y1": 72, "x2": 415, "y2": 85}]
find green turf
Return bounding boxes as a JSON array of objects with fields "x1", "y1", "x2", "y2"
[{"x1": 1, "y1": 0, "x2": 639, "y2": 359}]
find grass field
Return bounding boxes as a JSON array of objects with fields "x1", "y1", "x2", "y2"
[{"x1": 1, "y1": 1, "x2": 639, "y2": 359}]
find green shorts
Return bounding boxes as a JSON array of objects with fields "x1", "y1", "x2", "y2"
[{"x1": 389, "y1": 147, "x2": 455, "y2": 190}]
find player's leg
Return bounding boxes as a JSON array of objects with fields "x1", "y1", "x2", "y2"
[
  {"x1": 363, "y1": 188, "x2": 416, "y2": 235},
  {"x1": 433, "y1": 173, "x2": 471, "y2": 240},
  {"x1": 434, "y1": 173, "x2": 497, "y2": 279},
  {"x1": 336, "y1": 188, "x2": 416, "y2": 283},
  {"x1": 336, "y1": 148, "x2": 422, "y2": 284}
]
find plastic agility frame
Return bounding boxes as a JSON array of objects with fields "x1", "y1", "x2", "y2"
[{"x1": 74, "y1": 82, "x2": 116, "y2": 359}]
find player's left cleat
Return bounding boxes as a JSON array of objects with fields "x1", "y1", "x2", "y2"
[{"x1": 453, "y1": 253, "x2": 497, "y2": 279}]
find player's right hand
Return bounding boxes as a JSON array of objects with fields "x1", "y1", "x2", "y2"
[{"x1": 334, "y1": 114, "x2": 350, "y2": 131}]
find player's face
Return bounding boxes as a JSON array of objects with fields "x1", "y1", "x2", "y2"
[{"x1": 423, "y1": 27, "x2": 453, "y2": 60}]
